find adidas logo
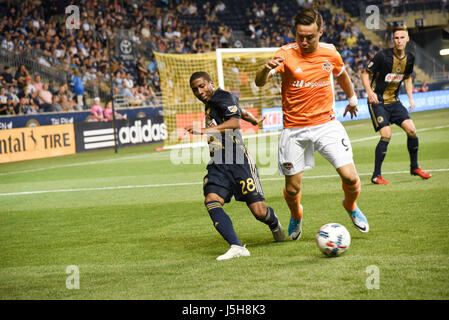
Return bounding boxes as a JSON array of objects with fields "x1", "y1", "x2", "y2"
[{"x1": 294, "y1": 66, "x2": 303, "y2": 73}]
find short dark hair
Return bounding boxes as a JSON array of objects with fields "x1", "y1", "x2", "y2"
[
  {"x1": 190, "y1": 71, "x2": 212, "y2": 84},
  {"x1": 294, "y1": 9, "x2": 323, "y2": 30}
]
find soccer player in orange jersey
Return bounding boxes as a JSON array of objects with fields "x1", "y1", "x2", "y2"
[{"x1": 255, "y1": 8, "x2": 369, "y2": 238}]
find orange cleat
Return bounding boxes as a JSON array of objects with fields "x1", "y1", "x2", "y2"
[
  {"x1": 411, "y1": 167, "x2": 432, "y2": 179},
  {"x1": 371, "y1": 175, "x2": 391, "y2": 185}
]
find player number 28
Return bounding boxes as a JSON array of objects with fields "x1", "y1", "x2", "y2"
[{"x1": 240, "y1": 178, "x2": 256, "y2": 195}]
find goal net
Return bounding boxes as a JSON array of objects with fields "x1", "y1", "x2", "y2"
[{"x1": 154, "y1": 48, "x2": 282, "y2": 147}]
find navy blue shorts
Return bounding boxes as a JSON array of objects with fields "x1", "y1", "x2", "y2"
[
  {"x1": 368, "y1": 101, "x2": 410, "y2": 132},
  {"x1": 203, "y1": 162, "x2": 265, "y2": 205}
]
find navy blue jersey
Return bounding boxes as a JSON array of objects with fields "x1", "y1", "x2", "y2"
[
  {"x1": 365, "y1": 48, "x2": 415, "y2": 104},
  {"x1": 205, "y1": 88, "x2": 246, "y2": 164}
]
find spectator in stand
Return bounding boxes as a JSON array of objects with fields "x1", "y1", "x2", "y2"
[
  {"x1": 1, "y1": 66, "x2": 17, "y2": 88},
  {"x1": 122, "y1": 72, "x2": 134, "y2": 96},
  {"x1": 0, "y1": 87, "x2": 8, "y2": 114},
  {"x1": 15, "y1": 64, "x2": 31, "y2": 95},
  {"x1": 49, "y1": 95, "x2": 63, "y2": 112},
  {"x1": 33, "y1": 74, "x2": 43, "y2": 92},
  {"x1": 214, "y1": 0, "x2": 227, "y2": 16},
  {"x1": 7, "y1": 86, "x2": 19, "y2": 106},
  {"x1": 23, "y1": 76, "x2": 37, "y2": 101},
  {"x1": 70, "y1": 68, "x2": 85, "y2": 109},
  {"x1": 18, "y1": 97, "x2": 38, "y2": 114},
  {"x1": 90, "y1": 97, "x2": 106, "y2": 121},
  {"x1": 37, "y1": 83, "x2": 54, "y2": 112},
  {"x1": 103, "y1": 100, "x2": 127, "y2": 121},
  {"x1": 60, "y1": 95, "x2": 74, "y2": 112}
]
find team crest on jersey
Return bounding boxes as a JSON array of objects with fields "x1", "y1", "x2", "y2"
[
  {"x1": 227, "y1": 105, "x2": 238, "y2": 113},
  {"x1": 377, "y1": 116, "x2": 384, "y2": 123},
  {"x1": 282, "y1": 162, "x2": 293, "y2": 171},
  {"x1": 322, "y1": 61, "x2": 332, "y2": 72}
]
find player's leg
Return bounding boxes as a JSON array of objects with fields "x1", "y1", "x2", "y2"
[
  {"x1": 284, "y1": 173, "x2": 304, "y2": 240},
  {"x1": 337, "y1": 163, "x2": 369, "y2": 233},
  {"x1": 248, "y1": 200, "x2": 285, "y2": 242},
  {"x1": 372, "y1": 125, "x2": 392, "y2": 184},
  {"x1": 400, "y1": 119, "x2": 431, "y2": 179},
  {"x1": 316, "y1": 121, "x2": 369, "y2": 233},
  {"x1": 232, "y1": 156, "x2": 285, "y2": 242},
  {"x1": 278, "y1": 128, "x2": 309, "y2": 240},
  {"x1": 369, "y1": 102, "x2": 392, "y2": 184},
  {"x1": 203, "y1": 167, "x2": 250, "y2": 260},
  {"x1": 204, "y1": 193, "x2": 242, "y2": 247}
]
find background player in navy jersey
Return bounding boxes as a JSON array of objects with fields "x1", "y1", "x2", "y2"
[
  {"x1": 185, "y1": 71, "x2": 285, "y2": 261},
  {"x1": 361, "y1": 25, "x2": 431, "y2": 185}
]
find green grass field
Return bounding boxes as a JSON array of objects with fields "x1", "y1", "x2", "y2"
[{"x1": 1, "y1": 109, "x2": 448, "y2": 300}]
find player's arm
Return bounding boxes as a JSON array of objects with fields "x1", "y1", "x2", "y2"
[
  {"x1": 403, "y1": 76, "x2": 415, "y2": 111},
  {"x1": 336, "y1": 69, "x2": 358, "y2": 119},
  {"x1": 185, "y1": 117, "x2": 241, "y2": 135},
  {"x1": 255, "y1": 56, "x2": 284, "y2": 87},
  {"x1": 241, "y1": 108, "x2": 265, "y2": 126},
  {"x1": 361, "y1": 70, "x2": 379, "y2": 105}
]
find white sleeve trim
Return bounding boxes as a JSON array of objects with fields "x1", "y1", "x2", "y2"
[{"x1": 336, "y1": 65, "x2": 345, "y2": 77}]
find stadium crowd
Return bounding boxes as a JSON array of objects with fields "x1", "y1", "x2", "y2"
[{"x1": 0, "y1": 0, "x2": 431, "y2": 115}]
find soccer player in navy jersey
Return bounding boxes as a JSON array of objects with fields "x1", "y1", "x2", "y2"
[
  {"x1": 185, "y1": 71, "x2": 285, "y2": 261},
  {"x1": 361, "y1": 25, "x2": 431, "y2": 185}
]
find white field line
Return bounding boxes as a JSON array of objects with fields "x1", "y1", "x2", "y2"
[
  {"x1": 1, "y1": 124, "x2": 448, "y2": 177},
  {"x1": 1, "y1": 168, "x2": 448, "y2": 197}
]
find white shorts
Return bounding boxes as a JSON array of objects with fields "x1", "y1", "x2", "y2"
[{"x1": 278, "y1": 120, "x2": 354, "y2": 176}]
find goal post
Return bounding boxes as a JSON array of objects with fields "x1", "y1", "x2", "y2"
[{"x1": 154, "y1": 48, "x2": 282, "y2": 147}]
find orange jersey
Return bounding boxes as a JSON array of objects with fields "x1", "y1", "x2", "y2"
[{"x1": 274, "y1": 42, "x2": 345, "y2": 128}]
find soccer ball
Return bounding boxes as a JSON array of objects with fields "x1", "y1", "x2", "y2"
[{"x1": 316, "y1": 223, "x2": 351, "y2": 257}]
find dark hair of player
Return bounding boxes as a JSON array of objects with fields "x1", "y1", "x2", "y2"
[
  {"x1": 190, "y1": 71, "x2": 212, "y2": 84},
  {"x1": 294, "y1": 8, "x2": 323, "y2": 30}
]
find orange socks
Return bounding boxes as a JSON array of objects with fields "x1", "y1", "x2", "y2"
[
  {"x1": 342, "y1": 178, "x2": 361, "y2": 211},
  {"x1": 283, "y1": 188, "x2": 303, "y2": 220}
]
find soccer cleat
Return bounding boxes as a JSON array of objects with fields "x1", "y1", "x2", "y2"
[
  {"x1": 271, "y1": 221, "x2": 285, "y2": 242},
  {"x1": 411, "y1": 167, "x2": 431, "y2": 179},
  {"x1": 216, "y1": 245, "x2": 250, "y2": 261},
  {"x1": 371, "y1": 175, "x2": 390, "y2": 185},
  {"x1": 288, "y1": 205, "x2": 303, "y2": 240},
  {"x1": 343, "y1": 200, "x2": 369, "y2": 233}
]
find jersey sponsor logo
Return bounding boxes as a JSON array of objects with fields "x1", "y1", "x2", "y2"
[
  {"x1": 384, "y1": 73, "x2": 404, "y2": 82},
  {"x1": 292, "y1": 80, "x2": 330, "y2": 88},
  {"x1": 322, "y1": 61, "x2": 332, "y2": 72}
]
